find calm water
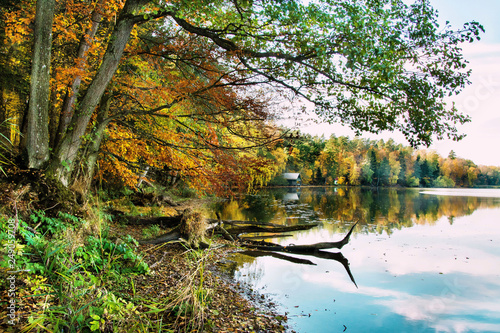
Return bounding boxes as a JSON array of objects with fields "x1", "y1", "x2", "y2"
[{"x1": 215, "y1": 187, "x2": 500, "y2": 333}]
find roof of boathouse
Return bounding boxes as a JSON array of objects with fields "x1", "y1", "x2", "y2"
[{"x1": 282, "y1": 173, "x2": 301, "y2": 180}]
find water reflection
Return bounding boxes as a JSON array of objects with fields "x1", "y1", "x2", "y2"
[
  {"x1": 240, "y1": 249, "x2": 358, "y2": 288},
  {"x1": 216, "y1": 188, "x2": 500, "y2": 333},
  {"x1": 214, "y1": 187, "x2": 500, "y2": 233}
]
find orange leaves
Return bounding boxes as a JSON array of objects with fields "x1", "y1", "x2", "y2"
[
  {"x1": 4, "y1": 0, "x2": 35, "y2": 45},
  {"x1": 65, "y1": 6, "x2": 282, "y2": 195},
  {"x1": 100, "y1": 0, "x2": 125, "y2": 19}
]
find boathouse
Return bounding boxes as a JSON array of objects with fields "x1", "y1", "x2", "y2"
[{"x1": 282, "y1": 173, "x2": 301, "y2": 186}]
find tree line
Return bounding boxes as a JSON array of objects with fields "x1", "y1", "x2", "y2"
[{"x1": 269, "y1": 133, "x2": 500, "y2": 188}]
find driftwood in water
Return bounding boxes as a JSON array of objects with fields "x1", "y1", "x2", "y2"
[
  {"x1": 134, "y1": 208, "x2": 359, "y2": 287},
  {"x1": 135, "y1": 205, "x2": 357, "y2": 259},
  {"x1": 223, "y1": 223, "x2": 319, "y2": 236},
  {"x1": 242, "y1": 222, "x2": 358, "y2": 253}
]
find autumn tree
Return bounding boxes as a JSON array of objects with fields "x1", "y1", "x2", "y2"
[{"x1": 4, "y1": 0, "x2": 484, "y2": 192}]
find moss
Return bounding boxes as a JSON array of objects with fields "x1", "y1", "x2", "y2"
[{"x1": 179, "y1": 208, "x2": 207, "y2": 246}]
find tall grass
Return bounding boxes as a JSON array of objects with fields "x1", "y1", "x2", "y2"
[
  {"x1": 1, "y1": 192, "x2": 217, "y2": 332},
  {"x1": 161, "y1": 243, "x2": 215, "y2": 332},
  {"x1": 0, "y1": 118, "x2": 17, "y2": 176}
]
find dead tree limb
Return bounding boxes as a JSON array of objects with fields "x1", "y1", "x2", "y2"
[
  {"x1": 225, "y1": 223, "x2": 319, "y2": 235},
  {"x1": 243, "y1": 222, "x2": 358, "y2": 253}
]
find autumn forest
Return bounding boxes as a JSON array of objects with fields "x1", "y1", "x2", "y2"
[
  {"x1": 0, "y1": 0, "x2": 497, "y2": 331},
  {"x1": 270, "y1": 134, "x2": 500, "y2": 188}
]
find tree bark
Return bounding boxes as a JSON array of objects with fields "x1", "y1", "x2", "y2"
[
  {"x1": 48, "y1": 0, "x2": 149, "y2": 186},
  {"x1": 73, "y1": 93, "x2": 112, "y2": 189},
  {"x1": 54, "y1": 0, "x2": 105, "y2": 147},
  {"x1": 26, "y1": 0, "x2": 55, "y2": 169}
]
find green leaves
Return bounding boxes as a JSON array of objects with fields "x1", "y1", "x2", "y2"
[
  {"x1": 163, "y1": 0, "x2": 481, "y2": 147},
  {"x1": 90, "y1": 314, "x2": 104, "y2": 331}
]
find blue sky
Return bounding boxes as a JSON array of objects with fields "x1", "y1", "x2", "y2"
[
  {"x1": 429, "y1": 1, "x2": 500, "y2": 166},
  {"x1": 299, "y1": 1, "x2": 500, "y2": 167}
]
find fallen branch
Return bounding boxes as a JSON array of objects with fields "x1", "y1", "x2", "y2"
[
  {"x1": 243, "y1": 222, "x2": 358, "y2": 253},
  {"x1": 224, "y1": 223, "x2": 319, "y2": 235}
]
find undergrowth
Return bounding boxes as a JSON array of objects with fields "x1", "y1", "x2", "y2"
[
  {"x1": 0, "y1": 197, "x2": 218, "y2": 332},
  {"x1": 0, "y1": 209, "x2": 152, "y2": 332},
  {"x1": 0, "y1": 185, "x2": 222, "y2": 332}
]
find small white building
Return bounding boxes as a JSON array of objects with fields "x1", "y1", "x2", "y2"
[{"x1": 282, "y1": 173, "x2": 301, "y2": 186}]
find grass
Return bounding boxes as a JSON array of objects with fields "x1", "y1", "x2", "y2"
[
  {"x1": 164, "y1": 244, "x2": 214, "y2": 332},
  {"x1": 142, "y1": 224, "x2": 162, "y2": 239}
]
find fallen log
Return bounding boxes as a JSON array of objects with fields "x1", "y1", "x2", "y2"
[
  {"x1": 139, "y1": 229, "x2": 181, "y2": 245},
  {"x1": 243, "y1": 222, "x2": 358, "y2": 253},
  {"x1": 224, "y1": 223, "x2": 319, "y2": 235},
  {"x1": 239, "y1": 234, "x2": 293, "y2": 240}
]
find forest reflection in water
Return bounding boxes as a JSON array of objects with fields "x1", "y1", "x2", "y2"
[
  {"x1": 215, "y1": 187, "x2": 500, "y2": 333},
  {"x1": 214, "y1": 187, "x2": 500, "y2": 235}
]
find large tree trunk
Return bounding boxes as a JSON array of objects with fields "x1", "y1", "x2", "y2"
[
  {"x1": 26, "y1": 0, "x2": 55, "y2": 169},
  {"x1": 53, "y1": 0, "x2": 105, "y2": 148},
  {"x1": 48, "y1": 0, "x2": 149, "y2": 186},
  {"x1": 73, "y1": 94, "x2": 112, "y2": 189}
]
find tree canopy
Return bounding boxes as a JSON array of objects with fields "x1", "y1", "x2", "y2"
[{"x1": 1, "y1": 0, "x2": 484, "y2": 193}]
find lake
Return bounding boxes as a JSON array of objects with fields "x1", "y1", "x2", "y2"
[{"x1": 214, "y1": 187, "x2": 500, "y2": 333}]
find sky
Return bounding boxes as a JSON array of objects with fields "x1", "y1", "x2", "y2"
[{"x1": 296, "y1": 1, "x2": 500, "y2": 167}]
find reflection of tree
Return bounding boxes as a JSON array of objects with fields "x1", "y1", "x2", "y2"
[
  {"x1": 217, "y1": 188, "x2": 500, "y2": 236},
  {"x1": 214, "y1": 189, "x2": 288, "y2": 223}
]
